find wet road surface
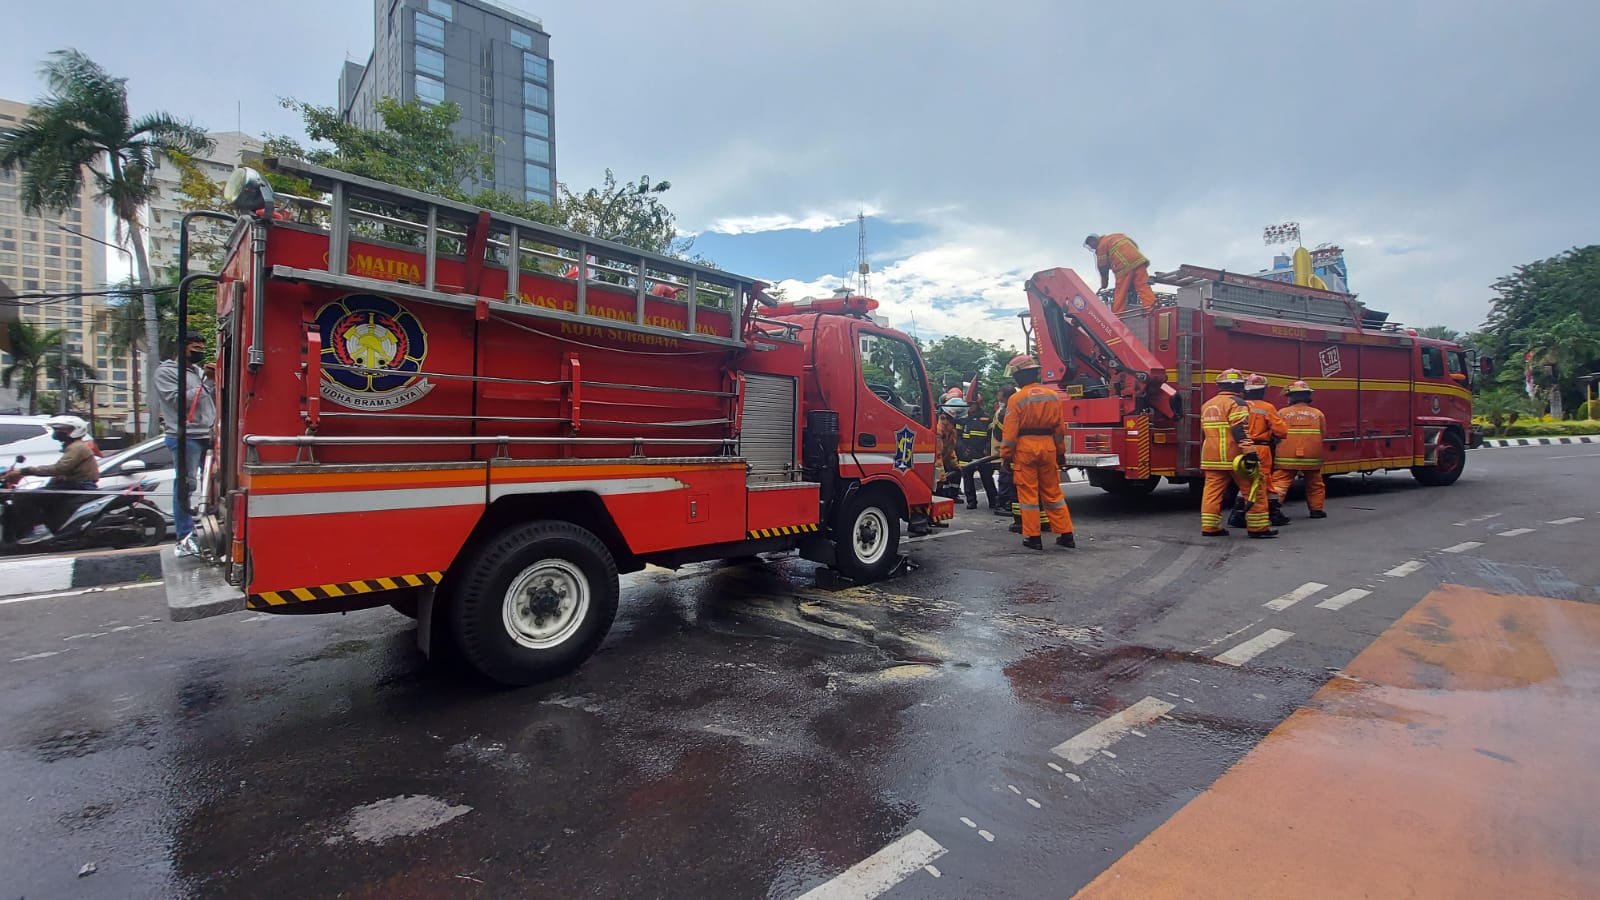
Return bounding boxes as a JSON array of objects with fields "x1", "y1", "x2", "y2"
[{"x1": 2, "y1": 446, "x2": 1597, "y2": 898}]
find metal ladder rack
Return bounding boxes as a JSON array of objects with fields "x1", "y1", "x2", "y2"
[
  {"x1": 266, "y1": 156, "x2": 755, "y2": 348},
  {"x1": 1154, "y1": 264, "x2": 1372, "y2": 330}
]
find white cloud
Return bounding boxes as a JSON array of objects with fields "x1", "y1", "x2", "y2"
[{"x1": 708, "y1": 204, "x2": 883, "y2": 236}]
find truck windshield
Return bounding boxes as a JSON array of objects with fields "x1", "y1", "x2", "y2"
[{"x1": 860, "y1": 332, "x2": 930, "y2": 427}]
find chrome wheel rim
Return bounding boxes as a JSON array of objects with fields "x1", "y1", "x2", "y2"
[
  {"x1": 852, "y1": 507, "x2": 890, "y2": 566},
  {"x1": 502, "y1": 559, "x2": 589, "y2": 649}
]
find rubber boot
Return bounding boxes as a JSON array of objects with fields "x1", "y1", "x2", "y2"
[
  {"x1": 1055, "y1": 532, "x2": 1076, "y2": 548},
  {"x1": 1227, "y1": 500, "x2": 1247, "y2": 530},
  {"x1": 1009, "y1": 518, "x2": 1023, "y2": 534},
  {"x1": 1248, "y1": 529, "x2": 1280, "y2": 539},
  {"x1": 1202, "y1": 528, "x2": 1230, "y2": 537},
  {"x1": 1269, "y1": 499, "x2": 1291, "y2": 527},
  {"x1": 1308, "y1": 508, "x2": 1327, "y2": 519},
  {"x1": 1022, "y1": 536, "x2": 1043, "y2": 550}
]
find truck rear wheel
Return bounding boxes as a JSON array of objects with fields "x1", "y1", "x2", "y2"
[
  {"x1": 1091, "y1": 472, "x2": 1161, "y2": 496},
  {"x1": 1412, "y1": 431, "x2": 1465, "y2": 486},
  {"x1": 834, "y1": 489, "x2": 901, "y2": 583},
  {"x1": 449, "y1": 521, "x2": 619, "y2": 686}
]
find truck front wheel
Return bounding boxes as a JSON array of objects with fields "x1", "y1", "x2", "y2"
[
  {"x1": 449, "y1": 521, "x2": 619, "y2": 685},
  {"x1": 1412, "y1": 431, "x2": 1466, "y2": 487},
  {"x1": 834, "y1": 489, "x2": 901, "y2": 582}
]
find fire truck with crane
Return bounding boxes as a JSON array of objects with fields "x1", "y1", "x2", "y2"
[
  {"x1": 1017, "y1": 265, "x2": 1474, "y2": 496},
  {"x1": 161, "y1": 159, "x2": 952, "y2": 685}
]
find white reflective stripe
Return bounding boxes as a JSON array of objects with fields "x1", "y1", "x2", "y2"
[
  {"x1": 914, "y1": 452, "x2": 936, "y2": 464},
  {"x1": 250, "y1": 485, "x2": 484, "y2": 518},
  {"x1": 488, "y1": 476, "x2": 686, "y2": 501},
  {"x1": 854, "y1": 454, "x2": 896, "y2": 467}
]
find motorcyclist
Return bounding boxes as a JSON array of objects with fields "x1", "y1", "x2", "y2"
[{"x1": 3, "y1": 415, "x2": 99, "y2": 544}]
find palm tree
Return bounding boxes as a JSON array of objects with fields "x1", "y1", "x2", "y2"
[
  {"x1": 0, "y1": 49, "x2": 212, "y2": 435},
  {"x1": 1417, "y1": 325, "x2": 1463, "y2": 344},
  {"x1": 1, "y1": 321, "x2": 97, "y2": 415}
]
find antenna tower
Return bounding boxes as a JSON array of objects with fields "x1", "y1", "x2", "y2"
[{"x1": 856, "y1": 211, "x2": 870, "y2": 296}]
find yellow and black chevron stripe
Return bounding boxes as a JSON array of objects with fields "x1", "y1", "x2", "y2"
[
  {"x1": 248, "y1": 570, "x2": 444, "y2": 609},
  {"x1": 747, "y1": 523, "x2": 820, "y2": 540}
]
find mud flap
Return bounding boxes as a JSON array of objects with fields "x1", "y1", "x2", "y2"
[{"x1": 416, "y1": 586, "x2": 436, "y2": 658}]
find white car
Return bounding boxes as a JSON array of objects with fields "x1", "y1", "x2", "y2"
[
  {"x1": 17, "y1": 436, "x2": 180, "y2": 527},
  {"x1": 0, "y1": 415, "x2": 63, "y2": 471}
]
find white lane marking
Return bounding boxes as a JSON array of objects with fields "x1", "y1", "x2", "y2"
[
  {"x1": 1194, "y1": 617, "x2": 1266, "y2": 653},
  {"x1": 1384, "y1": 560, "x2": 1425, "y2": 577},
  {"x1": 1215, "y1": 629, "x2": 1295, "y2": 666},
  {"x1": 924, "y1": 865, "x2": 941, "y2": 878},
  {"x1": 1129, "y1": 729, "x2": 1147, "y2": 738},
  {"x1": 1007, "y1": 785, "x2": 1021, "y2": 795},
  {"x1": 1100, "y1": 750, "x2": 1117, "y2": 759},
  {"x1": 1064, "y1": 772, "x2": 1081, "y2": 783},
  {"x1": 902, "y1": 529, "x2": 972, "y2": 544},
  {"x1": 10, "y1": 650, "x2": 66, "y2": 662},
  {"x1": 1316, "y1": 588, "x2": 1372, "y2": 611},
  {"x1": 959, "y1": 817, "x2": 976, "y2": 828},
  {"x1": 1547, "y1": 516, "x2": 1584, "y2": 525},
  {"x1": 1441, "y1": 541, "x2": 1483, "y2": 553},
  {"x1": 978, "y1": 830, "x2": 995, "y2": 842},
  {"x1": 1026, "y1": 798, "x2": 1041, "y2": 808},
  {"x1": 0, "y1": 581, "x2": 155, "y2": 605},
  {"x1": 1047, "y1": 762, "x2": 1063, "y2": 773},
  {"x1": 795, "y1": 830, "x2": 947, "y2": 900},
  {"x1": 1454, "y1": 512, "x2": 1503, "y2": 526},
  {"x1": 1548, "y1": 452, "x2": 1600, "y2": 459},
  {"x1": 1050, "y1": 696, "x2": 1175, "y2": 764},
  {"x1": 1264, "y1": 581, "x2": 1328, "y2": 611},
  {"x1": 1497, "y1": 528, "x2": 1535, "y2": 537}
]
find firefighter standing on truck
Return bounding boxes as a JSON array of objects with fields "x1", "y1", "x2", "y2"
[
  {"x1": 999, "y1": 355, "x2": 1075, "y2": 549},
  {"x1": 1201, "y1": 369, "x2": 1275, "y2": 539},
  {"x1": 1273, "y1": 380, "x2": 1328, "y2": 519},
  {"x1": 1230, "y1": 373, "x2": 1290, "y2": 529},
  {"x1": 1084, "y1": 233, "x2": 1156, "y2": 313}
]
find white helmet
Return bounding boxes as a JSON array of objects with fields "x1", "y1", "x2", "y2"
[
  {"x1": 940, "y1": 397, "x2": 968, "y2": 416},
  {"x1": 45, "y1": 415, "x2": 89, "y2": 439}
]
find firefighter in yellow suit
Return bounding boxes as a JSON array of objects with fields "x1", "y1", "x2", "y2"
[
  {"x1": 999, "y1": 355, "x2": 1075, "y2": 549},
  {"x1": 1200, "y1": 369, "x2": 1276, "y2": 538},
  {"x1": 1273, "y1": 380, "x2": 1328, "y2": 519}
]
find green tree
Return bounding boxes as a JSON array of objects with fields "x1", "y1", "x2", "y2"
[
  {"x1": 1, "y1": 321, "x2": 98, "y2": 415},
  {"x1": 0, "y1": 49, "x2": 213, "y2": 435},
  {"x1": 556, "y1": 170, "x2": 686, "y2": 256},
  {"x1": 1481, "y1": 246, "x2": 1600, "y2": 414},
  {"x1": 920, "y1": 335, "x2": 1018, "y2": 407},
  {"x1": 1417, "y1": 325, "x2": 1462, "y2": 343}
]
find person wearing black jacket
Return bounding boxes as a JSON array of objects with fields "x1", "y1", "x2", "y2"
[{"x1": 957, "y1": 399, "x2": 999, "y2": 510}]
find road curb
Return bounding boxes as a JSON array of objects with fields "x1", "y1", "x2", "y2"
[
  {"x1": 1477, "y1": 435, "x2": 1600, "y2": 448},
  {"x1": 0, "y1": 546, "x2": 163, "y2": 599}
]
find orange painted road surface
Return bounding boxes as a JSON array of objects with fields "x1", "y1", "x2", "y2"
[{"x1": 1077, "y1": 584, "x2": 1600, "y2": 899}]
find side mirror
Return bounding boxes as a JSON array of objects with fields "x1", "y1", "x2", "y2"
[
  {"x1": 121, "y1": 459, "x2": 148, "y2": 474},
  {"x1": 1450, "y1": 372, "x2": 1468, "y2": 384}
]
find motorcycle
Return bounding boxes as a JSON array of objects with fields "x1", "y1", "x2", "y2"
[{"x1": 1, "y1": 455, "x2": 168, "y2": 554}]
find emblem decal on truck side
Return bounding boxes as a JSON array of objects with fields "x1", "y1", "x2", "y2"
[
  {"x1": 1319, "y1": 345, "x2": 1342, "y2": 378},
  {"x1": 317, "y1": 294, "x2": 434, "y2": 410},
  {"x1": 893, "y1": 426, "x2": 915, "y2": 471}
]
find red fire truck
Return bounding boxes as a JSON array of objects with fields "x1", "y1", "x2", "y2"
[
  {"x1": 1019, "y1": 265, "x2": 1473, "y2": 495},
  {"x1": 162, "y1": 160, "x2": 952, "y2": 684}
]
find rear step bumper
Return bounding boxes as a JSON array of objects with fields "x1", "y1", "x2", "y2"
[{"x1": 162, "y1": 547, "x2": 246, "y2": 621}]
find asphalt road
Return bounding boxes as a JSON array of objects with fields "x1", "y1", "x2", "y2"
[{"x1": 2, "y1": 446, "x2": 1597, "y2": 899}]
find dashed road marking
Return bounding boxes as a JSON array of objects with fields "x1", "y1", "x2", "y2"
[
  {"x1": 795, "y1": 829, "x2": 947, "y2": 900},
  {"x1": 1215, "y1": 629, "x2": 1295, "y2": 666},
  {"x1": 978, "y1": 830, "x2": 995, "y2": 842},
  {"x1": 1384, "y1": 560, "x2": 1425, "y2": 577},
  {"x1": 924, "y1": 865, "x2": 941, "y2": 878},
  {"x1": 1547, "y1": 516, "x2": 1584, "y2": 526},
  {"x1": 1051, "y1": 696, "x2": 1175, "y2": 764},
  {"x1": 1047, "y1": 762, "x2": 1063, "y2": 773},
  {"x1": 960, "y1": 817, "x2": 976, "y2": 828},
  {"x1": 1265, "y1": 582, "x2": 1328, "y2": 611},
  {"x1": 1025, "y1": 798, "x2": 1041, "y2": 809},
  {"x1": 902, "y1": 529, "x2": 972, "y2": 545},
  {"x1": 0, "y1": 581, "x2": 154, "y2": 605},
  {"x1": 1496, "y1": 528, "x2": 1535, "y2": 537},
  {"x1": 1454, "y1": 512, "x2": 1502, "y2": 527},
  {"x1": 1441, "y1": 541, "x2": 1483, "y2": 553},
  {"x1": 1316, "y1": 588, "x2": 1372, "y2": 611},
  {"x1": 10, "y1": 650, "x2": 67, "y2": 662}
]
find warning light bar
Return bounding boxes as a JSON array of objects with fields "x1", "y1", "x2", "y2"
[{"x1": 760, "y1": 295, "x2": 880, "y2": 317}]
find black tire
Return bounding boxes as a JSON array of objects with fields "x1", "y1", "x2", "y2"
[
  {"x1": 108, "y1": 507, "x2": 166, "y2": 549},
  {"x1": 1412, "y1": 430, "x2": 1466, "y2": 486},
  {"x1": 1104, "y1": 474, "x2": 1161, "y2": 497},
  {"x1": 834, "y1": 488, "x2": 901, "y2": 583},
  {"x1": 448, "y1": 521, "x2": 619, "y2": 686}
]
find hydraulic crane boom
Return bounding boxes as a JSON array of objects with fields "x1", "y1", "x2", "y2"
[{"x1": 1024, "y1": 267, "x2": 1180, "y2": 420}]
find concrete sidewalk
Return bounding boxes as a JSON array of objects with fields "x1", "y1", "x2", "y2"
[
  {"x1": 0, "y1": 546, "x2": 163, "y2": 599},
  {"x1": 1478, "y1": 434, "x2": 1600, "y2": 448}
]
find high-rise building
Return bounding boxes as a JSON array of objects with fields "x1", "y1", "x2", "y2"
[
  {"x1": 0, "y1": 98, "x2": 118, "y2": 421},
  {"x1": 339, "y1": 0, "x2": 556, "y2": 203},
  {"x1": 146, "y1": 130, "x2": 263, "y2": 275}
]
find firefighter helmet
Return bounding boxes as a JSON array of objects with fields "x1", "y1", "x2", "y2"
[
  {"x1": 1287, "y1": 379, "x2": 1313, "y2": 401},
  {"x1": 1216, "y1": 368, "x2": 1246, "y2": 391},
  {"x1": 1244, "y1": 373, "x2": 1269, "y2": 398},
  {"x1": 940, "y1": 397, "x2": 968, "y2": 417},
  {"x1": 1004, "y1": 354, "x2": 1038, "y2": 376},
  {"x1": 942, "y1": 387, "x2": 963, "y2": 400}
]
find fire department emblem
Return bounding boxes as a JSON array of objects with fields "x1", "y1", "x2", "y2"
[
  {"x1": 1430, "y1": 395, "x2": 1441, "y2": 414},
  {"x1": 1319, "y1": 345, "x2": 1342, "y2": 378},
  {"x1": 1072, "y1": 295, "x2": 1087, "y2": 311},
  {"x1": 316, "y1": 294, "x2": 434, "y2": 410},
  {"x1": 893, "y1": 426, "x2": 916, "y2": 471}
]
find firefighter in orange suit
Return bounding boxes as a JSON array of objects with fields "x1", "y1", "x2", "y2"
[
  {"x1": 1273, "y1": 380, "x2": 1328, "y2": 519},
  {"x1": 999, "y1": 355, "x2": 1075, "y2": 549},
  {"x1": 1084, "y1": 233, "x2": 1156, "y2": 313},
  {"x1": 935, "y1": 397, "x2": 962, "y2": 490},
  {"x1": 1201, "y1": 369, "x2": 1276, "y2": 538},
  {"x1": 1230, "y1": 373, "x2": 1290, "y2": 528}
]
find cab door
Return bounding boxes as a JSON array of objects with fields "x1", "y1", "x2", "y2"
[{"x1": 852, "y1": 326, "x2": 934, "y2": 498}]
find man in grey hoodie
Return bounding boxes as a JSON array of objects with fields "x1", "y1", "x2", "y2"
[{"x1": 156, "y1": 330, "x2": 216, "y2": 553}]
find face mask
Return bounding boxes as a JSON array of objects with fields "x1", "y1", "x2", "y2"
[{"x1": 187, "y1": 349, "x2": 206, "y2": 364}]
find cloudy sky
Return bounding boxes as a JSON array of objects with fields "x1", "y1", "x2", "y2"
[{"x1": 8, "y1": 0, "x2": 1596, "y2": 346}]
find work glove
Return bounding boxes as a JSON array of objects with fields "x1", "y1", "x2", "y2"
[
  {"x1": 1056, "y1": 453, "x2": 1067, "y2": 468},
  {"x1": 1244, "y1": 451, "x2": 1260, "y2": 464}
]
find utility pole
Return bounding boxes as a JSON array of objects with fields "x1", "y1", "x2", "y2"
[{"x1": 58, "y1": 328, "x2": 69, "y2": 415}]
